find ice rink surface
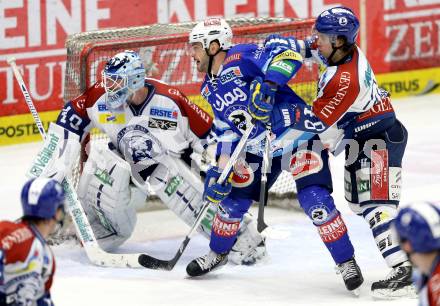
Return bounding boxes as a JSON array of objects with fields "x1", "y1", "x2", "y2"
[{"x1": 1, "y1": 94, "x2": 439, "y2": 305}]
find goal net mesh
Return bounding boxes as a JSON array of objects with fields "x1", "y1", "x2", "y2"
[{"x1": 64, "y1": 17, "x2": 318, "y2": 203}]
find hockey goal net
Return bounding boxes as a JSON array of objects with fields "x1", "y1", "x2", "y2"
[{"x1": 64, "y1": 17, "x2": 318, "y2": 205}]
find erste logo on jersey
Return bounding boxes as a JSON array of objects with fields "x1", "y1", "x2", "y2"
[
  {"x1": 219, "y1": 66, "x2": 243, "y2": 84},
  {"x1": 97, "y1": 103, "x2": 126, "y2": 123},
  {"x1": 150, "y1": 107, "x2": 178, "y2": 120},
  {"x1": 225, "y1": 105, "x2": 257, "y2": 137},
  {"x1": 149, "y1": 106, "x2": 178, "y2": 131}
]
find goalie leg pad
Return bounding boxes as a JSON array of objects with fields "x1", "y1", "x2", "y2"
[
  {"x1": 298, "y1": 185, "x2": 354, "y2": 264},
  {"x1": 149, "y1": 159, "x2": 216, "y2": 237},
  {"x1": 77, "y1": 144, "x2": 141, "y2": 251},
  {"x1": 229, "y1": 213, "x2": 266, "y2": 265}
]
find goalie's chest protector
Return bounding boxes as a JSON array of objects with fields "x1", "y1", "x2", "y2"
[{"x1": 86, "y1": 83, "x2": 193, "y2": 154}]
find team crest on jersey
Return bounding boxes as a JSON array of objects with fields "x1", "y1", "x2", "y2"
[
  {"x1": 117, "y1": 125, "x2": 163, "y2": 165},
  {"x1": 225, "y1": 105, "x2": 257, "y2": 137},
  {"x1": 289, "y1": 150, "x2": 323, "y2": 179},
  {"x1": 231, "y1": 158, "x2": 254, "y2": 188},
  {"x1": 219, "y1": 66, "x2": 243, "y2": 84}
]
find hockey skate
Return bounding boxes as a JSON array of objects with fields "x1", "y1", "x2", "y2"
[
  {"x1": 186, "y1": 251, "x2": 228, "y2": 277},
  {"x1": 371, "y1": 261, "x2": 417, "y2": 299},
  {"x1": 336, "y1": 257, "x2": 364, "y2": 295}
]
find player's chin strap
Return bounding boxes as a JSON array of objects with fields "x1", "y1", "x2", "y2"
[
  {"x1": 205, "y1": 45, "x2": 225, "y2": 79},
  {"x1": 327, "y1": 39, "x2": 355, "y2": 66}
]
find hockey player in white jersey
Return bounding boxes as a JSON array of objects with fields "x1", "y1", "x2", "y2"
[
  {"x1": 27, "y1": 50, "x2": 265, "y2": 265},
  {"x1": 254, "y1": 6, "x2": 415, "y2": 298}
]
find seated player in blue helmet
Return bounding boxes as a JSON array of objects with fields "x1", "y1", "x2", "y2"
[
  {"x1": 0, "y1": 178, "x2": 65, "y2": 306},
  {"x1": 393, "y1": 201, "x2": 440, "y2": 306}
]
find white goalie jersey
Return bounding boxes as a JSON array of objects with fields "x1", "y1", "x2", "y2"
[{"x1": 58, "y1": 77, "x2": 213, "y2": 159}]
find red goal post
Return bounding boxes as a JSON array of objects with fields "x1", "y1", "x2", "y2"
[{"x1": 64, "y1": 17, "x2": 318, "y2": 201}]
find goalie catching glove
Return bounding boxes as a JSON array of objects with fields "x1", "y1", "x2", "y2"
[{"x1": 247, "y1": 77, "x2": 277, "y2": 123}]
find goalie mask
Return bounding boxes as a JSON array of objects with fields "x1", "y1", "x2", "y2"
[{"x1": 102, "y1": 50, "x2": 146, "y2": 109}]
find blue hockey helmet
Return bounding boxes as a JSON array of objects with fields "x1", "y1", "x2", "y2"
[
  {"x1": 393, "y1": 201, "x2": 440, "y2": 253},
  {"x1": 21, "y1": 178, "x2": 65, "y2": 219},
  {"x1": 315, "y1": 6, "x2": 359, "y2": 45}
]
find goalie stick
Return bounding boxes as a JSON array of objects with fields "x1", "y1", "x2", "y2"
[
  {"x1": 138, "y1": 122, "x2": 255, "y2": 270},
  {"x1": 7, "y1": 57, "x2": 147, "y2": 268}
]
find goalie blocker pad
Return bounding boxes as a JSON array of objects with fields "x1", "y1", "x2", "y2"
[{"x1": 27, "y1": 122, "x2": 81, "y2": 181}]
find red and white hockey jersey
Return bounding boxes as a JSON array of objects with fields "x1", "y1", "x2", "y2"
[
  {"x1": 57, "y1": 78, "x2": 213, "y2": 156},
  {"x1": 419, "y1": 262, "x2": 440, "y2": 306},
  {"x1": 294, "y1": 45, "x2": 396, "y2": 154},
  {"x1": 0, "y1": 221, "x2": 55, "y2": 305}
]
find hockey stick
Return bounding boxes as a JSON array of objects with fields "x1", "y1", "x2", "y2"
[
  {"x1": 7, "y1": 57, "x2": 145, "y2": 268},
  {"x1": 257, "y1": 124, "x2": 271, "y2": 233},
  {"x1": 138, "y1": 122, "x2": 255, "y2": 270}
]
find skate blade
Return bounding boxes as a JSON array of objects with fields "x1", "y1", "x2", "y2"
[
  {"x1": 371, "y1": 286, "x2": 418, "y2": 300},
  {"x1": 351, "y1": 288, "x2": 361, "y2": 297}
]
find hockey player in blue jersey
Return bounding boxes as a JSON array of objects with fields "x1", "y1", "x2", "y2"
[
  {"x1": 185, "y1": 18, "x2": 364, "y2": 293},
  {"x1": 250, "y1": 7, "x2": 415, "y2": 298}
]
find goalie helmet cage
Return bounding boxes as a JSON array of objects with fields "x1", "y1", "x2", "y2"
[{"x1": 64, "y1": 17, "x2": 318, "y2": 205}]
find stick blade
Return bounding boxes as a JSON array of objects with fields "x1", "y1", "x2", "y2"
[{"x1": 138, "y1": 254, "x2": 175, "y2": 271}]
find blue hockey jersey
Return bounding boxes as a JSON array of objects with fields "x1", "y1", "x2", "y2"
[{"x1": 200, "y1": 43, "x2": 313, "y2": 158}]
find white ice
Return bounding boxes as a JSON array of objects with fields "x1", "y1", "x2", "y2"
[{"x1": 1, "y1": 95, "x2": 439, "y2": 306}]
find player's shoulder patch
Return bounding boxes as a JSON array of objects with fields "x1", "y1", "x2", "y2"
[{"x1": 71, "y1": 81, "x2": 105, "y2": 116}]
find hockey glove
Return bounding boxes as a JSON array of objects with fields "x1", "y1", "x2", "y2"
[
  {"x1": 270, "y1": 102, "x2": 297, "y2": 134},
  {"x1": 264, "y1": 34, "x2": 301, "y2": 54},
  {"x1": 247, "y1": 77, "x2": 277, "y2": 123},
  {"x1": 203, "y1": 166, "x2": 233, "y2": 205}
]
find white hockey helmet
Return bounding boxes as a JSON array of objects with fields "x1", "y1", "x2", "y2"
[
  {"x1": 101, "y1": 50, "x2": 145, "y2": 109},
  {"x1": 189, "y1": 18, "x2": 233, "y2": 51}
]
